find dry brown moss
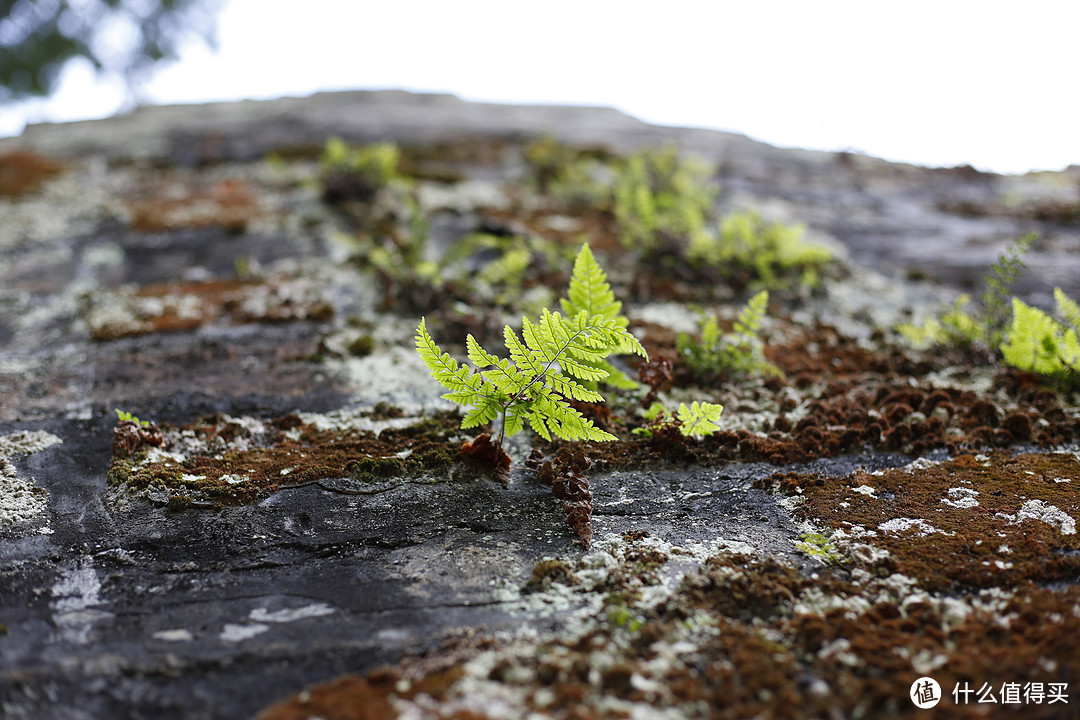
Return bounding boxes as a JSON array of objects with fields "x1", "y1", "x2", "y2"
[
  {"x1": 108, "y1": 411, "x2": 462, "y2": 507},
  {"x1": 0, "y1": 150, "x2": 65, "y2": 196}
]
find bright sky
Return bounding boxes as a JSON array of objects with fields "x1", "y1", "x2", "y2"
[{"x1": 3, "y1": 0, "x2": 1078, "y2": 175}]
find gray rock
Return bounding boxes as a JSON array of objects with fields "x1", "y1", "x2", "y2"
[{"x1": 1, "y1": 90, "x2": 1077, "y2": 720}]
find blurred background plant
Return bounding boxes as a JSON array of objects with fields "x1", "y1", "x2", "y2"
[{"x1": 523, "y1": 137, "x2": 834, "y2": 292}]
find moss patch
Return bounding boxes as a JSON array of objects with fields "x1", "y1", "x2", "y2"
[
  {"x1": 771, "y1": 451, "x2": 1080, "y2": 593},
  {"x1": 261, "y1": 516, "x2": 1080, "y2": 719},
  {"x1": 108, "y1": 410, "x2": 464, "y2": 508}
]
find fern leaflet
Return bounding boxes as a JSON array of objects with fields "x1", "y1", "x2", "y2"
[
  {"x1": 559, "y1": 243, "x2": 644, "y2": 388},
  {"x1": 677, "y1": 401, "x2": 725, "y2": 438}
]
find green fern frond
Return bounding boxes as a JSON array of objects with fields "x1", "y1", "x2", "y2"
[
  {"x1": 415, "y1": 318, "x2": 481, "y2": 393},
  {"x1": 466, "y1": 334, "x2": 500, "y2": 369},
  {"x1": 557, "y1": 244, "x2": 646, "y2": 388},
  {"x1": 561, "y1": 243, "x2": 626, "y2": 328},
  {"x1": 734, "y1": 290, "x2": 768, "y2": 335},
  {"x1": 462, "y1": 396, "x2": 504, "y2": 429},
  {"x1": 1000, "y1": 295, "x2": 1080, "y2": 378},
  {"x1": 414, "y1": 246, "x2": 643, "y2": 448},
  {"x1": 699, "y1": 315, "x2": 721, "y2": 347},
  {"x1": 677, "y1": 401, "x2": 725, "y2": 438},
  {"x1": 1056, "y1": 287, "x2": 1080, "y2": 331}
]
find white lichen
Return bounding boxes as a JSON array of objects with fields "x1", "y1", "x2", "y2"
[
  {"x1": 997, "y1": 500, "x2": 1076, "y2": 536},
  {"x1": 0, "y1": 430, "x2": 62, "y2": 528},
  {"x1": 941, "y1": 486, "x2": 979, "y2": 509}
]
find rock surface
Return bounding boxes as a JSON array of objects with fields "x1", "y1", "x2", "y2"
[{"x1": 1, "y1": 91, "x2": 1078, "y2": 719}]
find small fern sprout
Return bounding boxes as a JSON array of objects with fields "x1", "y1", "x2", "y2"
[
  {"x1": 112, "y1": 408, "x2": 165, "y2": 456},
  {"x1": 633, "y1": 400, "x2": 724, "y2": 439},
  {"x1": 676, "y1": 401, "x2": 725, "y2": 438},
  {"x1": 415, "y1": 245, "x2": 647, "y2": 453},
  {"x1": 896, "y1": 234, "x2": 1035, "y2": 351},
  {"x1": 115, "y1": 408, "x2": 150, "y2": 427},
  {"x1": 676, "y1": 290, "x2": 781, "y2": 378}
]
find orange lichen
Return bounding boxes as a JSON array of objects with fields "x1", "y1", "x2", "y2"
[
  {"x1": 0, "y1": 150, "x2": 65, "y2": 196},
  {"x1": 89, "y1": 276, "x2": 334, "y2": 341},
  {"x1": 126, "y1": 177, "x2": 259, "y2": 232}
]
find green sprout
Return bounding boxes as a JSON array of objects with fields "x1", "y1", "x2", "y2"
[
  {"x1": 688, "y1": 209, "x2": 832, "y2": 289},
  {"x1": 1000, "y1": 287, "x2": 1080, "y2": 384},
  {"x1": 633, "y1": 401, "x2": 725, "y2": 439},
  {"x1": 612, "y1": 142, "x2": 717, "y2": 252},
  {"x1": 677, "y1": 290, "x2": 781, "y2": 379},
  {"x1": 898, "y1": 234, "x2": 1035, "y2": 350},
  {"x1": 319, "y1": 137, "x2": 400, "y2": 188},
  {"x1": 114, "y1": 408, "x2": 150, "y2": 427}
]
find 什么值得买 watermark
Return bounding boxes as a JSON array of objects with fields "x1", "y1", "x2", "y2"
[{"x1": 911, "y1": 677, "x2": 1070, "y2": 709}]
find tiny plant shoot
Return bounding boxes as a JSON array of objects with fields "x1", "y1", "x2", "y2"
[
  {"x1": 416, "y1": 244, "x2": 647, "y2": 449},
  {"x1": 635, "y1": 400, "x2": 725, "y2": 439},
  {"x1": 677, "y1": 290, "x2": 781, "y2": 378},
  {"x1": 115, "y1": 408, "x2": 150, "y2": 427}
]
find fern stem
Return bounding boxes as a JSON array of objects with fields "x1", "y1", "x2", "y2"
[
  {"x1": 496, "y1": 407, "x2": 507, "y2": 449},
  {"x1": 494, "y1": 323, "x2": 594, "y2": 449}
]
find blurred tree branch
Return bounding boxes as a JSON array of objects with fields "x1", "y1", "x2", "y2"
[{"x1": 0, "y1": 0, "x2": 222, "y2": 104}]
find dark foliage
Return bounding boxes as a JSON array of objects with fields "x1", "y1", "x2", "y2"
[{"x1": 0, "y1": 0, "x2": 221, "y2": 103}]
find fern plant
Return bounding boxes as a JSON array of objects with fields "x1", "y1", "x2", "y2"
[
  {"x1": 416, "y1": 245, "x2": 647, "y2": 449},
  {"x1": 633, "y1": 401, "x2": 725, "y2": 439},
  {"x1": 1000, "y1": 287, "x2": 1080, "y2": 383},
  {"x1": 319, "y1": 137, "x2": 400, "y2": 188},
  {"x1": 115, "y1": 408, "x2": 150, "y2": 427},
  {"x1": 981, "y1": 232, "x2": 1036, "y2": 346},
  {"x1": 898, "y1": 234, "x2": 1035, "y2": 350},
  {"x1": 687, "y1": 209, "x2": 831, "y2": 289},
  {"x1": 896, "y1": 293, "x2": 983, "y2": 349},
  {"x1": 613, "y1": 143, "x2": 716, "y2": 252},
  {"x1": 676, "y1": 290, "x2": 781, "y2": 378}
]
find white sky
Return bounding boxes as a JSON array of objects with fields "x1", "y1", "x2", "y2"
[{"x1": 3, "y1": 0, "x2": 1078, "y2": 175}]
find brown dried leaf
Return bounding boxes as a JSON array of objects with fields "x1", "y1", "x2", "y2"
[
  {"x1": 459, "y1": 433, "x2": 511, "y2": 484},
  {"x1": 536, "y1": 448, "x2": 593, "y2": 548}
]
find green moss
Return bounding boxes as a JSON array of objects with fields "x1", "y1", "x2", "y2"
[
  {"x1": 793, "y1": 532, "x2": 847, "y2": 564},
  {"x1": 606, "y1": 604, "x2": 645, "y2": 633},
  {"x1": 165, "y1": 494, "x2": 192, "y2": 513},
  {"x1": 348, "y1": 334, "x2": 375, "y2": 357},
  {"x1": 348, "y1": 456, "x2": 405, "y2": 481}
]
